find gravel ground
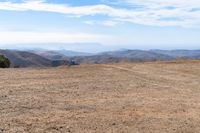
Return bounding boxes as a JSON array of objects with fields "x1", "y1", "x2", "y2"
[{"x1": 1, "y1": 60, "x2": 200, "y2": 133}]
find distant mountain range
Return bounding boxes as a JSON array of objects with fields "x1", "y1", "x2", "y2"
[
  {"x1": 30, "y1": 49, "x2": 92, "y2": 60},
  {"x1": 69, "y1": 49, "x2": 200, "y2": 64},
  {"x1": 150, "y1": 50, "x2": 200, "y2": 59},
  {"x1": 1, "y1": 49, "x2": 200, "y2": 67}
]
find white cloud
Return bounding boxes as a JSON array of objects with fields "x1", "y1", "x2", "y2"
[
  {"x1": 84, "y1": 21, "x2": 96, "y2": 25},
  {"x1": 0, "y1": 1, "x2": 112, "y2": 15},
  {"x1": 0, "y1": 31, "x2": 110, "y2": 44},
  {"x1": 0, "y1": 0, "x2": 200, "y2": 27},
  {"x1": 101, "y1": 20, "x2": 119, "y2": 26},
  {"x1": 84, "y1": 20, "x2": 119, "y2": 26}
]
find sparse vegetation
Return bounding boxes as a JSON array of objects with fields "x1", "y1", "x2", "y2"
[
  {"x1": 68, "y1": 60, "x2": 79, "y2": 66},
  {"x1": 0, "y1": 55, "x2": 10, "y2": 68},
  {"x1": 51, "y1": 60, "x2": 79, "y2": 67},
  {"x1": 14, "y1": 65, "x2": 20, "y2": 68},
  {"x1": 51, "y1": 60, "x2": 69, "y2": 67}
]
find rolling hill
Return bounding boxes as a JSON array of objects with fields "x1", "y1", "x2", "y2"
[
  {"x1": 30, "y1": 50, "x2": 68, "y2": 60},
  {"x1": 69, "y1": 50, "x2": 174, "y2": 64},
  {"x1": 0, "y1": 50, "x2": 52, "y2": 67}
]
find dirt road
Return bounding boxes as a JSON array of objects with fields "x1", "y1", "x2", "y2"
[{"x1": 1, "y1": 60, "x2": 200, "y2": 133}]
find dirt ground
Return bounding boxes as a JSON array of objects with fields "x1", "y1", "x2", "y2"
[{"x1": 1, "y1": 60, "x2": 200, "y2": 133}]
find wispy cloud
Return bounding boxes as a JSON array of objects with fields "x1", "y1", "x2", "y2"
[{"x1": 0, "y1": 0, "x2": 200, "y2": 27}]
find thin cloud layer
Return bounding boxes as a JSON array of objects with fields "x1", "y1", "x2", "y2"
[
  {"x1": 0, "y1": 32, "x2": 110, "y2": 44},
  {"x1": 126, "y1": 0, "x2": 200, "y2": 7},
  {"x1": 0, "y1": 0, "x2": 200, "y2": 27}
]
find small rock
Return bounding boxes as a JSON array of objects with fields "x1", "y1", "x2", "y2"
[
  {"x1": 0, "y1": 129, "x2": 4, "y2": 132},
  {"x1": 112, "y1": 123, "x2": 116, "y2": 126}
]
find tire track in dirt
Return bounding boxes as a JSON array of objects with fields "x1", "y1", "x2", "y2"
[{"x1": 103, "y1": 64, "x2": 177, "y2": 89}]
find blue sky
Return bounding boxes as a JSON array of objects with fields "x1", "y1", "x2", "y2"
[{"x1": 0, "y1": 0, "x2": 200, "y2": 51}]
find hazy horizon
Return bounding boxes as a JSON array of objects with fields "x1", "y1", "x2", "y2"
[{"x1": 0, "y1": 43, "x2": 200, "y2": 53}]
